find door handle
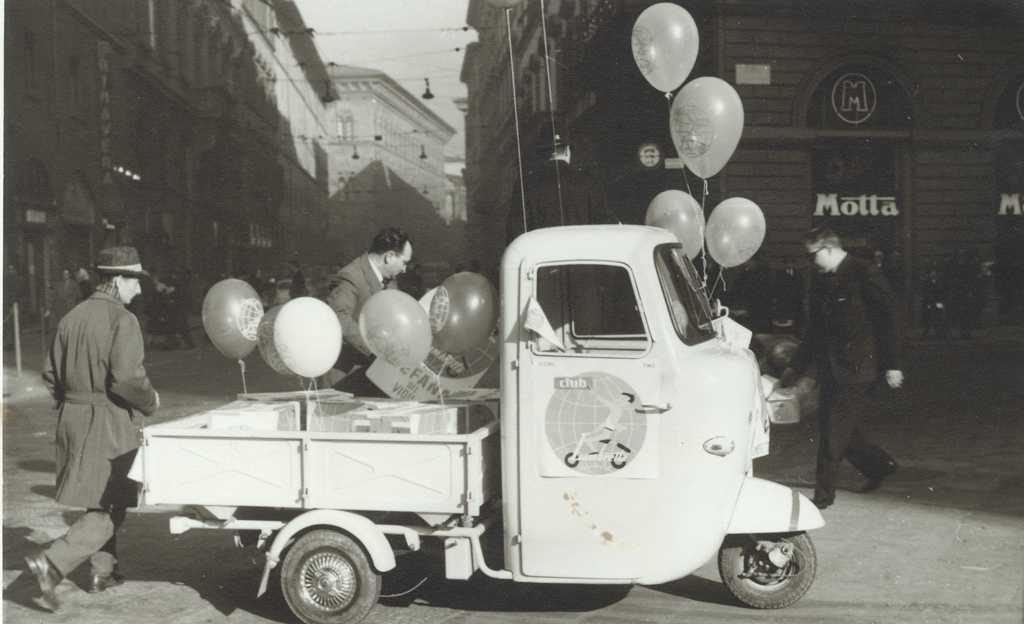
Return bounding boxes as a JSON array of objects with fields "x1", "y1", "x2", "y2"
[{"x1": 639, "y1": 402, "x2": 672, "y2": 414}]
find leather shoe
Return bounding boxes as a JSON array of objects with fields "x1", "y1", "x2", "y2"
[
  {"x1": 87, "y1": 571, "x2": 125, "y2": 593},
  {"x1": 861, "y1": 460, "x2": 899, "y2": 493},
  {"x1": 811, "y1": 494, "x2": 834, "y2": 509},
  {"x1": 24, "y1": 552, "x2": 61, "y2": 611}
]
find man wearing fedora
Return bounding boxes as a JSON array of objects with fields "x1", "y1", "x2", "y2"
[{"x1": 26, "y1": 246, "x2": 160, "y2": 611}]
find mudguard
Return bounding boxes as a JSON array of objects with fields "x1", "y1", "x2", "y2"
[
  {"x1": 256, "y1": 509, "x2": 396, "y2": 596},
  {"x1": 726, "y1": 477, "x2": 825, "y2": 534}
]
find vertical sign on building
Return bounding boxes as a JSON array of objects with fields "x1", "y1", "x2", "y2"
[
  {"x1": 813, "y1": 143, "x2": 900, "y2": 262},
  {"x1": 98, "y1": 41, "x2": 112, "y2": 183}
]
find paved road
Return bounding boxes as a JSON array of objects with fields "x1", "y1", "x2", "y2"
[{"x1": 4, "y1": 327, "x2": 1023, "y2": 624}]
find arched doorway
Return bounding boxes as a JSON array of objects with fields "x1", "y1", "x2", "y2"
[{"x1": 804, "y1": 60, "x2": 914, "y2": 294}]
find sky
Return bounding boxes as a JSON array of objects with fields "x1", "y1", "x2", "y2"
[{"x1": 292, "y1": 0, "x2": 477, "y2": 160}]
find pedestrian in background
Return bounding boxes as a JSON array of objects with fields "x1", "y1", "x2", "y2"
[
  {"x1": 168, "y1": 268, "x2": 195, "y2": 349},
  {"x1": 4, "y1": 264, "x2": 20, "y2": 350},
  {"x1": 947, "y1": 247, "x2": 982, "y2": 339},
  {"x1": 772, "y1": 262, "x2": 803, "y2": 335},
  {"x1": 288, "y1": 260, "x2": 307, "y2": 299},
  {"x1": 27, "y1": 246, "x2": 160, "y2": 611},
  {"x1": 919, "y1": 263, "x2": 950, "y2": 339},
  {"x1": 48, "y1": 268, "x2": 80, "y2": 325},
  {"x1": 75, "y1": 267, "x2": 93, "y2": 301},
  {"x1": 780, "y1": 226, "x2": 904, "y2": 510}
]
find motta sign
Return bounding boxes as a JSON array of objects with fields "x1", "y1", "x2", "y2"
[
  {"x1": 998, "y1": 193, "x2": 1022, "y2": 215},
  {"x1": 815, "y1": 193, "x2": 899, "y2": 216}
]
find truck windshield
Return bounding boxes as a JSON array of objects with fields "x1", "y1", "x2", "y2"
[{"x1": 654, "y1": 245, "x2": 716, "y2": 346}]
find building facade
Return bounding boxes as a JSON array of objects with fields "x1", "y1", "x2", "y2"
[
  {"x1": 461, "y1": 0, "x2": 1024, "y2": 316},
  {"x1": 325, "y1": 64, "x2": 467, "y2": 276},
  {"x1": 4, "y1": 0, "x2": 335, "y2": 319}
]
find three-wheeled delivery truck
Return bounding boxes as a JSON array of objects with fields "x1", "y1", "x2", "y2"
[{"x1": 136, "y1": 225, "x2": 825, "y2": 624}]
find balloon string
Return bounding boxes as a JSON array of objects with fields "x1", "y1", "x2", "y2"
[
  {"x1": 238, "y1": 359, "x2": 248, "y2": 395},
  {"x1": 710, "y1": 266, "x2": 727, "y2": 300},
  {"x1": 700, "y1": 178, "x2": 710, "y2": 288},
  {"x1": 305, "y1": 377, "x2": 323, "y2": 428},
  {"x1": 505, "y1": 8, "x2": 529, "y2": 235},
  {"x1": 539, "y1": 0, "x2": 566, "y2": 227}
]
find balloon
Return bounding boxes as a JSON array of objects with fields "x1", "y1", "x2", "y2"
[
  {"x1": 430, "y1": 272, "x2": 498, "y2": 355},
  {"x1": 201, "y1": 279, "x2": 263, "y2": 360},
  {"x1": 631, "y1": 3, "x2": 699, "y2": 94},
  {"x1": 705, "y1": 197, "x2": 766, "y2": 268},
  {"x1": 645, "y1": 190, "x2": 704, "y2": 259},
  {"x1": 273, "y1": 297, "x2": 342, "y2": 378},
  {"x1": 485, "y1": 0, "x2": 525, "y2": 8},
  {"x1": 257, "y1": 306, "x2": 292, "y2": 375},
  {"x1": 359, "y1": 290, "x2": 432, "y2": 368},
  {"x1": 670, "y1": 77, "x2": 745, "y2": 179}
]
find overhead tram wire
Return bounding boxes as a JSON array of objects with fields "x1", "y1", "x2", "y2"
[
  {"x1": 504, "y1": 7, "x2": 529, "y2": 236},
  {"x1": 539, "y1": 0, "x2": 565, "y2": 227}
]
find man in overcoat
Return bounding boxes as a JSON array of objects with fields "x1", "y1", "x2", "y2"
[
  {"x1": 26, "y1": 246, "x2": 160, "y2": 610},
  {"x1": 323, "y1": 227, "x2": 412, "y2": 396},
  {"x1": 782, "y1": 226, "x2": 904, "y2": 509}
]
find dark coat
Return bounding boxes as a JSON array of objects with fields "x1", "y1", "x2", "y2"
[
  {"x1": 791, "y1": 255, "x2": 902, "y2": 385},
  {"x1": 325, "y1": 254, "x2": 397, "y2": 373},
  {"x1": 42, "y1": 291, "x2": 158, "y2": 508}
]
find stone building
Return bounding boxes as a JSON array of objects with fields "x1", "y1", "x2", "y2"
[
  {"x1": 461, "y1": 0, "x2": 1023, "y2": 317},
  {"x1": 325, "y1": 64, "x2": 465, "y2": 277},
  {"x1": 4, "y1": 0, "x2": 335, "y2": 319}
]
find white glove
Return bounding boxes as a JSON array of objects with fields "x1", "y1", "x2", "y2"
[{"x1": 885, "y1": 370, "x2": 904, "y2": 389}]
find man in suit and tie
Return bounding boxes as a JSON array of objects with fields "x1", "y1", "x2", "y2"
[
  {"x1": 781, "y1": 225, "x2": 904, "y2": 510},
  {"x1": 325, "y1": 227, "x2": 413, "y2": 396}
]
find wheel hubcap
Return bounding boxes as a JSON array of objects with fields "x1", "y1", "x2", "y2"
[{"x1": 301, "y1": 551, "x2": 357, "y2": 611}]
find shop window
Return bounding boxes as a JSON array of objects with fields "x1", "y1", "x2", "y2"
[{"x1": 533, "y1": 263, "x2": 649, "y2": 356}]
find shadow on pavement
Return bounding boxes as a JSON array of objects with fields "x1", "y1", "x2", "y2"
[
  {"x1": 2, "y1": 525, "x2": 60, "y2": 613},
  {"x1": 647, "y1": 574, "x2": 741, "y2": 608},
  {"x1": 18, "y1": 459, "x2": 56, "y2": 473},
  {"x1": 31, "y1": 484, "x2": 57, "y2": 499},
  {"x1": 407, "y1": 573, "x2": 631, "y2": 613}
]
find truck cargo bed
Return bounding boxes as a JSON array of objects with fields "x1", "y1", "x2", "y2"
[{"x1": 137, "y1": 400, "x2": 499, "y2": 517}]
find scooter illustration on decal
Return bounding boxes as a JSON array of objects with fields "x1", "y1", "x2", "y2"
[{"x1": 563, "y1": 392, "x2": 640, "y2": 470}]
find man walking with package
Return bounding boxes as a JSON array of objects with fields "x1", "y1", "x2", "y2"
[
  {"x1": 26, "y1": 246, "x2": 160, "y2": 610},
  {"x1": 781, "y1": 226, "x2": 903, "y2": 510}
]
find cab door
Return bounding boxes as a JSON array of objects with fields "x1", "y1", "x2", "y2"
[{"x1": 515, "y1": 261, "x2": 673, "y2": 580}]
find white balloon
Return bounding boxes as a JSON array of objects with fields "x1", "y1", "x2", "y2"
[
  {"x1": 705, "y1": 197, "x2": 766, "y2": 268},
  {"x1": 273, "y1": 297, "x2": 342, "y2": 378},
  {"x1": 631, "y1": 3, "x2": 699, "y2": 94}
]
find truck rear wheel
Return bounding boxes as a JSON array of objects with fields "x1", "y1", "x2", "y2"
[
  {"x1": 280, "y1": 529, "x2": 381, "y2": 624},
  {"x1": 717, "y1": 532, "x2": 816, "y2": 609}
]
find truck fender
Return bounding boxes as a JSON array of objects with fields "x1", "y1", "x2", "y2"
[
  {"x1": 725, "y1": 477, "x2": 825, "y2": 535},
  {"x1": 256, "y1": 509, "x2": 396, "y2": 597}
]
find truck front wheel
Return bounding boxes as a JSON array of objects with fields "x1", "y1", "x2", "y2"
[
  {"x1": 717, "y1": 532, "x2": 816, "y2": 609},
  {"x1": 280, "y1": 529, "x2": 381, "y2": 624}
]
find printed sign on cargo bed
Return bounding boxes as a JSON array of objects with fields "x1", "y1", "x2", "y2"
[
  {"x1": 367, "y1": 288, "x2": 497, "y2": 401},
  {"x1": 541, "y1": 372, "x2": 658, "y2": 479}
]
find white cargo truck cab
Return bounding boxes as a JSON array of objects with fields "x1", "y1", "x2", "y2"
[{"x1": 141, "y1": 225, "x2": 824, "y2": 624}]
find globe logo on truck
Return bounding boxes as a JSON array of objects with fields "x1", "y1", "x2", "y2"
[{"x1": 545, "y1": 373, "x2": 648, "y2": 476}]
